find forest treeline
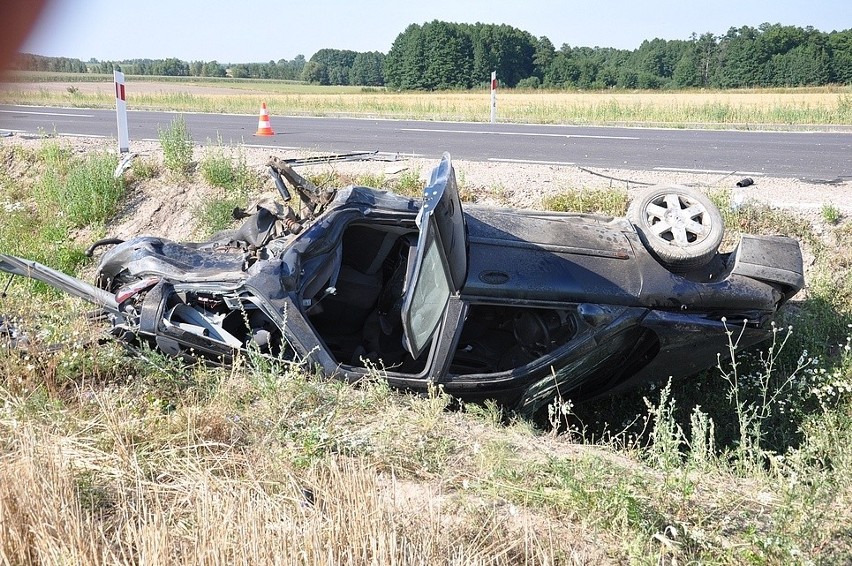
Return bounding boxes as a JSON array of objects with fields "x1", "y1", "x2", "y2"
[
  {"x1": 14, "y1": 54, "x2": 309, "y2": 81},
  {"x1": 15, "y1": 21, "x2": 852, "y2": 89}
]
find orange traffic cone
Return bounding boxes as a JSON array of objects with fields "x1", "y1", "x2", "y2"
[{"x1": 254, "y1": 102, "x2": 275, "y2": 136}]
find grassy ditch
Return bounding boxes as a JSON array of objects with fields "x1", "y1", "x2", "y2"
[
  {"x1": 1, "y1": 139, "x2": 852, "y2": 563},
  {"x1": 0, "y1": 141, "x2": 124, "y2": 293}
]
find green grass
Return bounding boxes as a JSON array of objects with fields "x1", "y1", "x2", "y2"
[
  {"x1": 302, "y1": 167, "x2": 426, "y2": 199},
  {"x1": 157, "y1": 115, "x2": 194, "y2": 176},
  {"x1": 200, "y1": 145, "x2": 258, "y2": 192},
  {"x1": 353, "y1": 172, "x2": 386, "y2": 189},
  {"x1": 710, "y1": 189, "x2": 815, "y2": 251},
  {"x1": 394, "y1": 168, "x2": 425, "y2": 197},
  {"x1": 822, "y1": 202, "x2": 842, "y2": 224},
  {"x1": 0, "y1": 209, "x2": 87, "y2": 295},
  {"x1": 0, "y1": 143, "x2": 116, "y2": 295},
  {"x1": 195, "y1": 143, "x2": 263, "y2": 235},
  {"x1": 39, "y1": 152, "x2": 125, "y2": 227},
  {"x1": 542, "y1": 188, "x2": 629, "y2": 216},
  {"x1": 0, "y1": 141, "x2": 122, "y2": 289},
  {"x1": 195, "y1": 199, "x2": 240, "y2": 235}
]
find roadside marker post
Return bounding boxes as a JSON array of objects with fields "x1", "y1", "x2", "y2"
[
  {"x1": 114, "y1": 69, "x2": 129, "y2": 153},
  {"x1": 490, "y1": 71, "x2": 497, "y2": 124},
  {"x1": 113, "y1": 69, "x2": 136, "y2": 178}
]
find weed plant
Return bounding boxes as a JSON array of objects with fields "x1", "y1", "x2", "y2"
[
  {"x1": 200, "y1": 142, "x2": 259, "y2": 193},
  {"x1": 129, "y1": 156, "x2": 158, "y2": 181},
  {"x1": 542, "y1": 188, "x2": 629, "y2": 216},
  {"x1": 0, "y1": 142, "x2": 123, "y2": 294},
  {"x1": 50, "y1": 152, "x2": 125, "y2": 226},
  {"x1": 196, "y1": 143, "x2": 262, "y2": 235},
  {"x1": 0, "y1": 209, "x2": 86, "y2": 297},
  {"x1": 31, "y1": 140, "x2": 126, "y2": 227},
  {"x1": 201, "y1": 151, "x2": 239, "y2": 190},
  {"x1": 394, "y1": 168, "x2": 424, "y2": 197},
  {"x1": 157, "y1": 115, "x2": 193, "y2": 176},
  {"x1": 822, "y1": 202, "x2": 842, "y2": 224},
  {"x1": 302, "y1": 167, "x2": 427, "y2": 198},
  {"x1": 36, "y1": 139, "x2": 72, "y2": 173},
  {"x1": 353, "y1": 172, "x2": 386, "y2": 189}
]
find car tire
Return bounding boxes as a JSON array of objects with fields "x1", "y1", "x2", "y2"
[{"x1": 627, "y1": 185, "x2": 723, "y2": 271}]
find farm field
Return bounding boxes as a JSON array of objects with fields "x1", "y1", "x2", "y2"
[{"x1": 2, "y1": 72, "x2": 851, "y2": 128}]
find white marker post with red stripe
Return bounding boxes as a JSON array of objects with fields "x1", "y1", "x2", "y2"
[
  {"x1": 114, "y1": 69, "x2": 129, "y2": 153},
  {"x1": 112, "y1": 69, "x2": 137, "y2": 178},
  {"x1": 490, "y1": 71, "x2": 497, "y2": 124}
]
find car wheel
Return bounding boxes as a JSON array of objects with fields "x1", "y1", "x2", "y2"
[{"x1": 627, "y1": 185, "x2": 723, "y2": 271}]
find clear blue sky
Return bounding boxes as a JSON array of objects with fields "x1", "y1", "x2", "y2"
[{"x1": 21, "y1": 0, "x2": 852, "y2": 63}]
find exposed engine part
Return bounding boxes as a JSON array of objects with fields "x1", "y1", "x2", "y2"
[
  {"x1": 267, "y1": 166, "x2": 292, "y2": 201},
  {"x1": 267, "y1": 156, "x2": 336, "y2": 217},
  {"x1": 283, "y1": 217, "x2": 302, "y2": 234}
]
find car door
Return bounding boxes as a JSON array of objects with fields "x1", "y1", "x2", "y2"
[{"x1": 400, "y1": 153, "x2": 468, "y2": 359}]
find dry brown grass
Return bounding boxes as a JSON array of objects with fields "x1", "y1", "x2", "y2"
[
  {"x1": 0, "y1": 427, "x2": 595, "y2": 565},
  {"x1": 2, "y1": 81, "x2": 850, "y2": 126},
  {"x1": 0, "y1": 372, "x2": 607, "y2": 565}
]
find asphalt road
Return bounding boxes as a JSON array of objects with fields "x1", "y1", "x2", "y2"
[{"x1": 1, "y1": 104, "x2": 850, "y2": 179}]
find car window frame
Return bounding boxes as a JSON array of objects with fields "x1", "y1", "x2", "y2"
[
  {"x1": 399, "y1": 152, "x2": 467, "y2": 360},
  {"x1": 400, "y1": 219, "x2": 454, "y2": 358}
]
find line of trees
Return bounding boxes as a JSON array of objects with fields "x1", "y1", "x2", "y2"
[
  {"x1": 301, "y1": 49, "x2": 385, "y2": 86},
  {"x1": 13, "y1": 54, "x2": 307, "y2": 81},
  {"x1": 14, "y1": 21, "x2": 852, "y2": 89},
  {"x1": 384, "y1": 22, "x2": 545, "y2": 89},
  {"x1": 384, "y1": 21, "x2": 852, "y2": 89},
  {"x1": 223, "y1": 57, "x2": 306, "y2": 80},
  {"x1": 13, "y1": 53, "x2": 87, "y2": 73},
  {"x1": 98, "y1": 56, "x2": 308, "y2": 80}
]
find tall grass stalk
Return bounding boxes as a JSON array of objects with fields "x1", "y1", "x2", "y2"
[
  {"x1": 642, "y1": 379, "x2": 687, "y2": 470},
  {"x1": 717, "y1": 319, "x2": 812, "y2": 472}
]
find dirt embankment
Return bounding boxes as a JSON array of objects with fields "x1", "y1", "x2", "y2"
[{"x1": 2, "y1": 134, "x2": 850, "y2": 243}]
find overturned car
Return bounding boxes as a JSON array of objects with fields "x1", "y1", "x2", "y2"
[{"x1": 0, "y1": 154, "x2": 803, "y2": 414}]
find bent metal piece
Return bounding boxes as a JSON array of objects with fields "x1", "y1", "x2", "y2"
[
  {"x1": 266, "y1": 156, "x2": 335, "y2": 215},
  {"x1": 0, "y1": 254, "x2": 121, "y2": 316}
]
